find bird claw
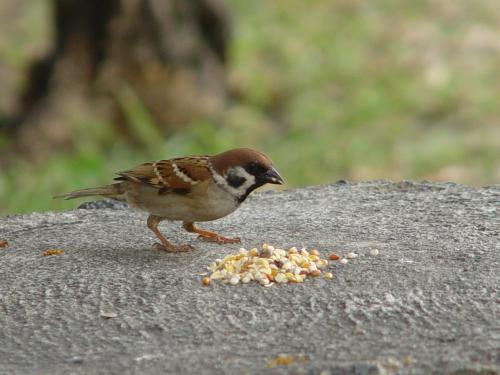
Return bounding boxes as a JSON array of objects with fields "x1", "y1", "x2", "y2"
[
  {"x1": 153, "y1": 243, "x2": 193, "y2": 252},
  {"x1": 199, "y1": 235, "x2": 241, "y2": 245}
]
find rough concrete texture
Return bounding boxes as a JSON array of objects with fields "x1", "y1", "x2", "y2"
[{"x1": 0, "y1": 181, "x2": 499, "y2": 375}]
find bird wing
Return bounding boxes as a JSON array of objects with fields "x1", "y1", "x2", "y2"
[{"x1": 114, "y1": 157, "x2": 212, "y2": 193}]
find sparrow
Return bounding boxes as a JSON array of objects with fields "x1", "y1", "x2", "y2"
[{"x1": 55, "y1": 148, "x2": 284, "y2": 252}]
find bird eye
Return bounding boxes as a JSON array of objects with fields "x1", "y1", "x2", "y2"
[{"x1": 246, "y1": 162, "x2": 258, "y2": 173}]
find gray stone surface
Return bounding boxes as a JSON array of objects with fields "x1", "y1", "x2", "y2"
[{"x1": 0, "y1": 181, "x2": 499, "y2": 375}]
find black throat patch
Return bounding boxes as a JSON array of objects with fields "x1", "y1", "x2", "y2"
[{"x1": 237, "y1": 182, "x2": 263, "y2": 203}]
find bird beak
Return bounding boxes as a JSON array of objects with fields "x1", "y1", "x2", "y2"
[{"x1": 263, "y1": 166, "x2": 284, "y2": 185}]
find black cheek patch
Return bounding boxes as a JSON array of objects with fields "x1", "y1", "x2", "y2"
[
  {"x1": 227, "y1": 173, "x2": 246, "y2": 188},
  {"x1": 238, "y1": 183, "x2": 260, "y2": 203}
]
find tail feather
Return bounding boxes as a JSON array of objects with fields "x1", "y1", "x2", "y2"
[{"x1": 54, "y1": 183, "x2": 124, "y2": 200}]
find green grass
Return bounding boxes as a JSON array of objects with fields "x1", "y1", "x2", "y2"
[{"x1": 1, "y1": 0, "x2": 499, "y2": 214}]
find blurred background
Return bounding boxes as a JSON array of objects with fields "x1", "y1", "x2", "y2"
[{"x1": 0, "y1": 0, "x2": 499, "y2": 214}]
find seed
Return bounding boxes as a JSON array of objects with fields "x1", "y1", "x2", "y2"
[
  {"x1": 242, "y1": 275, "x2": 252, "y2": 283},
  {"x1": 268, "y1": 354, "x2": 295, "y2": 368},
  {"x1": 201, "y1": 277, "x2": 211, "y2": 286},
  {"x1": 0, "y1": 240, "x2": 8, "y2": 248},
  {"x1": 258, "y1": 266, "x2": 271, "y2": 275},
  {"x1": 210, "y1": 270, "x2": 224, "y2": 279},
  {"x1": 346, "y1": 252, "x2": 358, "y2": 259},
  {"x1": 329, "y1": 253, "x2": 340, "y2": 260},
  {"x1": 42, "y1": 249, "x2": 65, "y2": 256},
  {"x1": 323, "y1": 272, "x2": 334, "y2": 279},
  {"x1": 248, "y1": 248, "x2": 259, "y2": 257},
  {"x1": 370, "y1": 249, "x2": 380, "y2": 256},
  {"x1": 208, "y1": 262, "x2": 218, "y2": 271},
  {"x1": 100, "y1": 311, "x2": 118, "y2": 319},
  {"x1": 295, "y1": 274, "x2": 305, "y2": 283},
  {"x1": 316, "y1": 259, "x2": 328, "y2": 268},
  {"x1": 340, "y1": 258, "x2": 348, "y2": 265},
  {"x1": 403, "y1": 355, "x2": 414, "y2": 366},
  {"x1": 275, "y1": 249, "x2": 287, "y2": 257},
  {"x1": 205, "y1": 244, "x2": 338, "y2": 287},
  {"x1": 309, "y1": 254, "x2": 320, "y2": 262},
  {"x1": 275, "y1": 273, "x2": 287, "y2": 283},
  {"x1": 256, "y1": 258, "x2": 269, "y2": 267}
]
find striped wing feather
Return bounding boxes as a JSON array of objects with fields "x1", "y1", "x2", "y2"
[{"x1": 115, "y1": 157, "x2": 212, "y2": 191}]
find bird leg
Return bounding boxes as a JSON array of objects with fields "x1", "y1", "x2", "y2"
[
  {"x1": 183, "y1": 222, "x2": 241, "y2": 244},
  {"x1": 147, "y1": 215, "x2": 192, "y2": 252}
]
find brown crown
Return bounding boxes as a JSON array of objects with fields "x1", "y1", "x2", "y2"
[{"x1": 209, "y1": 148, "x2": 273, "y2": 175}]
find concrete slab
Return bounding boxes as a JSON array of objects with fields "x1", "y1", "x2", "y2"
[{"x1": 0, "y1": 181, "x2": 499, "y2": 374}]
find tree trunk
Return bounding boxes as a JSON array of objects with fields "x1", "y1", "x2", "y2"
[{"x1": 8, "y1": 0, "x2": 231, "y2": 158}]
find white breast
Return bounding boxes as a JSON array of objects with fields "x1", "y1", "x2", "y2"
[{"x1": 124, "y1": 182, "x2": 240, "y2": 222}]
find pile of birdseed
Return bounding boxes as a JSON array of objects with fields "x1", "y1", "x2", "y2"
[{"x1": 202, "y1": 244, "x2": 334, "y2": 287}]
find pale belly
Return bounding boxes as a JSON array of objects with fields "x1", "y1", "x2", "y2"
[{"x1": 124, "y1": 182, "x2": 240, "y2": 222}]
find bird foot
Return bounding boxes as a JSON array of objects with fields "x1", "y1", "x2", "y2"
[
  {"x1": 198, "y1": 235, "x2": 241, "y2": 245},
  {"x1": 153, "y1": 243, "x2": 193, "y2": 252}
]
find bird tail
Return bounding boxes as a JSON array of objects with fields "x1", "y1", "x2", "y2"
[{"x1": 54, "y1": 183, "x2": 124, "y2": 200}]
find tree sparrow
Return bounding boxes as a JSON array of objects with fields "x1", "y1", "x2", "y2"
[{"x1": 55, "y1": 148, "x2": 284, "y2": 252}]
